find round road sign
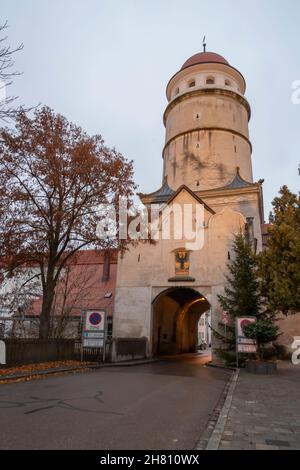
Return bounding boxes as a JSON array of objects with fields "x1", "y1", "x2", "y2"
[{"x1": 89, "y1": 311, "x2": 102, "y2": 326}]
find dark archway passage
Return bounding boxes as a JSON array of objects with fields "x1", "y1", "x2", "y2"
[{"x1": 152, "y1": 287, "x2": 210, "y2": 355}]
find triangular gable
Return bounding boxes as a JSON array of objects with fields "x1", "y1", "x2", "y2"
[{"x1": 166, "y1": 185, "x2": 215, "y2": 214}]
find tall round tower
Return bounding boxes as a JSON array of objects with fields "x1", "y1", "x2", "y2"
[
  {"x1": 163, "y1": 51, "x2": 252, "y2": 191},
  {"x1": 113, "y1": 47, "x2": 265, "y2": 363}
]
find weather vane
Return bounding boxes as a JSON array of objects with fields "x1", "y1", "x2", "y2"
[{"x1": 203, "y1": 35, "x2": 207, "y2": 52}]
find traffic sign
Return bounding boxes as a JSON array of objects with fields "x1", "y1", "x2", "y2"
[
  {"x1": 84, "y1": 310, "x2": 105, "y2": 332},
  {"x1": 83, "y1": 338, "x2": 104, "y2": 348},
  {"x1": 221, "y1": 312, "x2": 229, "y2": 325},
  {"x1": 81, "y1": 309, "x2": 107, "y2": 351},
  {"x1": 83, "y1": 331, "x2": 104, "y2": 339},
  {"x1": 236, "y1": 317, "x2": 257, "y2": 353}
]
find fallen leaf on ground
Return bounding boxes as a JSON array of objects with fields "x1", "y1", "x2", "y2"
[{"x1": 0, "y1": 360, "x2": 93, "y2": 377}]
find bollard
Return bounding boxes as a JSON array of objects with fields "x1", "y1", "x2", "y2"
[{"x1": 0, "y1": 340, "x2": 6, "y2": 365}]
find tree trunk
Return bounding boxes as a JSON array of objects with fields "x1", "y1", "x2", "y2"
[
  {"x1": 257, "y1": 340, "x2": 263, "y2": 361},
  {"x1": 39, "y1": 280, "x2": 55, "y2": 339}
]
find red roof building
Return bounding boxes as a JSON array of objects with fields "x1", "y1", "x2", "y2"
[{"x1": 30, "y1": 249, "x2": 118, "y2": 319}]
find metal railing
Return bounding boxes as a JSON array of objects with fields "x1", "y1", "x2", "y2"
[{"x1": 0, "y1": 315, "x2": 82, "y2": 340}]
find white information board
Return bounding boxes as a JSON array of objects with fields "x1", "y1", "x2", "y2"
[{"x1": 236, "y1": 317, "x2": 257, "y2": 353}]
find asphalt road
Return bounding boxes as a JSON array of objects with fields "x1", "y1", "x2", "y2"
[{"x1": 0, "y1": 353, "x2": 230, "y2": 450}]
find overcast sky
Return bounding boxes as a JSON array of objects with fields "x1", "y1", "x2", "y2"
[{"x1": 2, "y1": 0, "x2": 299, "y2": 217}]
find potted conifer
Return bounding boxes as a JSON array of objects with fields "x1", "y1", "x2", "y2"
[{"x1": 242, "y1": 317, "x2": 279, "y2": 374}]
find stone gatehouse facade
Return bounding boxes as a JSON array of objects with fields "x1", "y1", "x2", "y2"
[{"x1": 112, "y1": 50, "x2": 265, "y2": 361}]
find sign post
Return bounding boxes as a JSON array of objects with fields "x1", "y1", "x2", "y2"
[
  {"x1": 236, "y1": 317, "x2": 257, "y2": 369},
  {"x1": 81, "y1": 309, "x2": 107, "y2": 362},
  {"x1": 0, "y1": 340, "x2": 6, "y2": 365},
  {"x1": 221, "y1": 311, "x2": 229, "y2": 338}
]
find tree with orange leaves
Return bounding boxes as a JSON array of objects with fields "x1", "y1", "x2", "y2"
[{"x1": 0, "y1": 106, "x2": 136, "y2": 338}]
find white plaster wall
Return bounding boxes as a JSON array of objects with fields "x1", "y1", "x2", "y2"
[
  {"x1": 203, "y1": 191, "x2": 263, "y2": 252},
  {"x1": 163, "y1": 87, "x2": 252, "y2": 192},
  {"x1": 165, "y1": 94, "x2": 249, "y2": 140},
  {"x1": 163, "y1": 131, "x2": 252, "y2": 191},
  {"x1": 113, "y1": 286, "x2": 152, "y2": 339},
  {"x1": 167, "y1": 62, "x2": 246, "y2": 100},
  {"x1": 113, "y1": 192, "x2": 248, "y2": 350},
  {"x1": 170, "y1": 70, "x2": 240, "y2": 99}
]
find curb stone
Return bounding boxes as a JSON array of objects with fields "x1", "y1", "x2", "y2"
[
  {"x1": 205, "y1": 369, "x2": 239, "y2": 450},
  {"x1": 205, "y1": 361, "x2": 237, "y2": 371},
  {"x1": 0, "y1": 358, "x2": 159, "y2": 383},
  {"x1": 195, "y1": 369, "x2": 239, "y2": 450}
]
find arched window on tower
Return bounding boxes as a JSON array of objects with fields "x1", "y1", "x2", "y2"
[
  {"x1": 206, "y1": 77, "x2": 215, "y2": 85},
  {"x1": 174, "y1": 87, "x2": 179, "y2": 97},
  {"x1": 188, "y1": 79, "x2": 196, "y2": 88},
  {"x1": 225, "y1": 79, "x2": 231, "y2": 87}
]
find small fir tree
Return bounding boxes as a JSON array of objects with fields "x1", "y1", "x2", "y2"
[
  {"x1": 215, "y1": 234, "x2": 261, "y2": 365},
  {"x1": 243, "y1": 319, "x2": 279, "y2": 360}
]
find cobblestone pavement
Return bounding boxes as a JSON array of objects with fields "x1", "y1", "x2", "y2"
[{"x1": 218, "y1": 361, "x2": 300, "y2": 450}]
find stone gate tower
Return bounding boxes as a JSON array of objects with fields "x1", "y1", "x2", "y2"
[
  {"x1": 112, "y1": 50, "x2": 264, "y2": 362},
  {"x1": 163, "y1": 51, "x2": 252, "y2": 191}
]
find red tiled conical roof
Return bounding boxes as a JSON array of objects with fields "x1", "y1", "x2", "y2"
[{"x1": 181, "y1": 52, "x2": 229, "y2": 70}]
